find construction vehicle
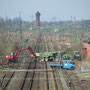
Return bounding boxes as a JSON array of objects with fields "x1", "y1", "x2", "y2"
[
  {"x1": 56, "y1": 51, "x2": 70, "y2": 61},
  {"x1": 6, "y1": 52, "x2": 19, "y2": 63},
  {"x1": 23, "y1": 45, "x2": 26, "y2": 50},
  {"x1": 52, "y1": 52, "x2": 58, "y2": 59},
  {"x1": 25, "y1": 37, "x2": 29, "y2": 42},
  {"x1": 49, "y1": 60, "x2": 75, "y2": 70},
  {"x1": 73, "y1": 51, "x2": 81, "y2": 60},
  {"x1": 40, "y1": 52, "x2": 53, "y2": 61},
  {"x1": 40, "y1": 52, "x2": 57, "y2": 61},
  {"x1": 6, "y1": 46, "x2": 36, "y2": 63},
  {"x1": 61, "y1": 60, "x2": 75, "y2": 69},
  {"x1": 49, "y1": 51, "x2": 75, "y2": 70}
]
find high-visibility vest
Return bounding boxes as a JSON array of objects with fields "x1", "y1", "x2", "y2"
[
  {"x1": 6, "y1": 55, "x2": 9, "y2": 60},
  {"x1": 56, "y1": 56, "x2": 59, "y2": 61},
  {"x1": 6, "y1": 55, "x2": 10, "y2": 60},
  {"x1": 61, "y1": 59, "x2": 63, "y2": 62},
  {"x1": 10, "y1": 55, "x2": 13, "y2": 59}
]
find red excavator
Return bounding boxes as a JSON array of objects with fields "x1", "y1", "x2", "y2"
[{"x1": 6, "y1": 46, "x2": 36, "y2": 62}]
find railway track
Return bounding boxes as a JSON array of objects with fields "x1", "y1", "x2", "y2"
[
  {"x1": 20, "y1": 58, "x2": 34, "y2": 90},
  {"x1": 52, "y1": 69, "x2": 58, "y2": 90},
  {"x1": 2, "y1": 53, "x2": 32, "y2": 90},
  {"x1": 1, "y1": 50, "x2": 29, "y2": 89},
  {"x1": 1, "y1": 32, "x2": 41, "y2": 90},
  {"x1": 20, "y1": 32, "x2": 42, "y2": 90},
  {"x1": 45, "y1": 62, "x2": 49, "y2": 90},
  {"x1": 2, "y1": 71, "x2": 15, "y2": 90},
  {"x1": 43, "y1": 31, "x2": 90, "y2": 90},
  {"x1": 62, "y1": 69, "x2": 90, "y2": 90},
  {"x1": 1, "y1": 52, "x2": 24, "y2": 90},
  {"x1": 44, "y1": 33, "x2": 59, "y2": 90},
  {"x1": 1, "y1": 31, "x2": 82, "y2": 90}
]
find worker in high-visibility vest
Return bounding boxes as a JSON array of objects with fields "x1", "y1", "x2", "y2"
[
  {"x1": 6, "y1": 55, "x2": 10, "y2": 64},
  {"x1": 69, "y1": 81, "x2": 72, "y2": 89},
  {"x1": 56, "y1": 56, "x2": 59, "y2": 61}
]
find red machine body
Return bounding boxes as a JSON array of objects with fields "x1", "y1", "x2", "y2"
[{"x1": 6, "y1": 46, "x2": 35, "y2": 61}]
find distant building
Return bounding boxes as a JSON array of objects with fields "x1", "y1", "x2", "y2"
[
  {"x1": 14, "y1": 17, "x2": 22, "y2": 22},
  {"x1": 13, "y1": 17, "x2": 22, "y2": 25},
  {"x1": 35, "y1": 11, "x2": 41, "y2": 27},
  {"x1": 83, "y1": 37, "x2": 90, "y2": 58}
]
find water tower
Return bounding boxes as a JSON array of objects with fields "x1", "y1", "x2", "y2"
[{"x1": 35, "y1": 11, "x2": 41, "y2": 27}]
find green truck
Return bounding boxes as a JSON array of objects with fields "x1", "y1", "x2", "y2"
[
  {"x1": 73, "y1": 51, "x2": 81, "y2": 60},
  {"x1": 57, "y1": 51, "x2": 70, "y2": 60},
  {"x1": 40, "y1": 52, "x2": 57, "y2": 61}
]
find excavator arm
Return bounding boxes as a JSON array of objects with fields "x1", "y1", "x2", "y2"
[{"x1": 26, "y1": 46, "x2": 36, "y2": 56}]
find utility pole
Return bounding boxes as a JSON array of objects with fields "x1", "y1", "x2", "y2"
[
  {"x1": 20, "y1": 18, "x2": 24, "y2": 63},
  {"x1": 61, "y1": 29, "x2": 64, "y2": 51},
  {"x1": 80, "y1": 32, "x2": 84, "y2": 58},
  {"x1": 70, "y1": 16, "x2": 73, "y2": 39},
  {"x1": 18, "y1": 11, "x2": 23, "y2": 49},
  {"x1": 30, "y1": 15, "x2": 34, "y2": 29},
  {"x1": 80, "y1": 37, "x2": 82, "y2": 60},
  {"x1": 74, "y1": 17, "x2": 77, "y2": 39},
  {"x1": 20, "y1": 20, "x2": 22, "y2": 48}
]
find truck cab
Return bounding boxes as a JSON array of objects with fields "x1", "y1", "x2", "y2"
[
  {"x1": 61, "y1": 60, "x2": 75, "y2": 70},
  {"x1": 73, "y1": 51, "x2": 81, "y2": 60}
]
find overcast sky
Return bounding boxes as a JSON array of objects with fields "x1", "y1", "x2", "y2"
[{"x1": 0, "y1": 0, "x2": 90, "y2": 21}]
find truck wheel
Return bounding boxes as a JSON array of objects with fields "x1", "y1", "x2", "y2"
[
  {"x1": 71, "y1": 67, "x2": 74, "y2": 70},
  {"x1": 51, "y1": 66, "x2": 54, "y2": 69},
  {"x1": 66, "y1": 68, "x2": 68, "y2": 70},
  {"x1": 54, "y1": 67, "x2": 57, "y2": 69},
  {"x1": 61, "y1": 66, "x2": 63, "y2": 69}
]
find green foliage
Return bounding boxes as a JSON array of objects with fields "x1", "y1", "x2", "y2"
[
  {"x1": 65, "y1": 41, "x2": 81, "y2": 55},
  {"x1": 0, "y1": 44, "x2": 3, "y2": 55},
  {"x1": 0, "y1": 35, "x2": 21, "y2": 55},
  {"x1": 1, "y1": 42, "x2": 14, "y2": 55},
  {"x1": 65, "y1": 48, "x2": 73, "y2": 55}
]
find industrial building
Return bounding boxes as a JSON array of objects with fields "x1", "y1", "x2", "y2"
[
  {"x1": 35, "y1": 11, "x2": 41, "y2": 27},
  {"x1": 83, "y1": 37, "x2": 90, "y2": 58}
]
